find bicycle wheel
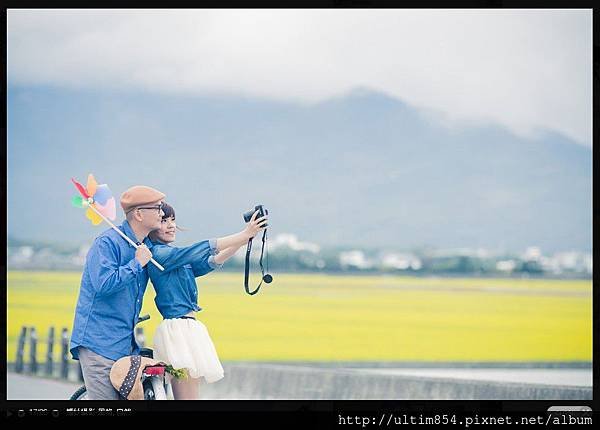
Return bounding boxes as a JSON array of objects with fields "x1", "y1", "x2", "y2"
[
  {"x1": 70, "y1": 385, "x2": 88, "y2": 400},
  {"x1": 148, "y1": 377, "x2": 167, "y2": 400}
]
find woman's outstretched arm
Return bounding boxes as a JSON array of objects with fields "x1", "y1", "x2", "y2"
[
  {"x1": 213, "y1": 246, "x2": 242, "y2": 265},
  {"x1": 192, "y1": 245, "x2": 244, "y2": 277},
  {"x1": 215, "y1": 231, "x2": 250, "y2": 252}
]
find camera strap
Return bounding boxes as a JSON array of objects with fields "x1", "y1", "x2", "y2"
[{"x1": 244, "y1": 229, "x2": 269, "y2": 295}]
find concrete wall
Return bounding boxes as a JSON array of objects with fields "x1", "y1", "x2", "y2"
[
  {"x1": 7, "y1": 361, "x2": 592, "y2": 400},
  {"x1": 198, "y1": 363, "x2": 592, "y2": 400}
]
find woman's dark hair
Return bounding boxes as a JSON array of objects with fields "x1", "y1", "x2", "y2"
[
  {"x1": 158, "y1": 202, "x2": 187, "y2": 231},
  {"x1": 161, "y1": 202, "x2": 176, "y2": 220}
]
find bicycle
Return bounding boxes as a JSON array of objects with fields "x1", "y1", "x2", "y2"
[{"x1": 69, "y1": 314, "x2": 173, "y2": 400}]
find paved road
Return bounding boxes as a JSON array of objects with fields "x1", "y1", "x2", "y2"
[
  {"x1": 7, "y1": 373, "x2": 82, "y2": 400},
  {"x1": 346, "y1": 368, "x2": 592, "y2": 387}
]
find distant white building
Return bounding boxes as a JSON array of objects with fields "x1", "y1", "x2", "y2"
[
  {"x1": 496, "y1": 260, "x2": 517, "y2": 273},
  {"x1": 551, "y1": 251, "x2": 593, "y2": 274},
  {"x1": 519, "y1": 250, "x2": 592, "y2": 275},
  {"x1": 339, "y1": 250, "x2": 373, "y2": 269},
  {"x1": 269, "y1": 233, "x2": 320, "y2": 253},
  {"x1": 523, "y1": 246, "x2": 542, "y2": 261},
  {"x1": 554, "y1": 252, "x2": 579, "y2": 269},
  {"x1": 9, "y1": 246, "x2": 34, "y2": 265},
  {"x1": 381, "y1": 253, "x2": 422, "y2": 270}
]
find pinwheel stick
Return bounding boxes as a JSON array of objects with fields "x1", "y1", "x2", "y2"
[{"x1": 87, "y1": 204, "x2": 165, "y2": 271}]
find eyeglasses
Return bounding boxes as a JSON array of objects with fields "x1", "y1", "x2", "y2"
[{"x1": 136, "y1": 203, "x2": 164, "y2": 214}]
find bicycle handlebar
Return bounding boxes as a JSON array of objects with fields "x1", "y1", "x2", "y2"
[{"x1": 137, "y1": 314, "x2": 151, "y2": 324}]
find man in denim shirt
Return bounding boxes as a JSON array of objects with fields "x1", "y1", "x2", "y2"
[{"x1": 70, "y1": 185, "x2": 166, "y2": 400}]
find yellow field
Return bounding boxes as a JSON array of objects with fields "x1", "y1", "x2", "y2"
[{"x1": 6, "y1": 271, "x2": 592, "y2": 363}]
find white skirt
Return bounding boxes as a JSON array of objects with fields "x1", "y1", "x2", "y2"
[{"x1": 153, "y1": 317, "x2": 224, "y2": 384}]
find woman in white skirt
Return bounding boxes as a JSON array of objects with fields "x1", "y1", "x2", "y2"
[{"x1": 147, "y1": 203, "x2": 268, "y2": 399}]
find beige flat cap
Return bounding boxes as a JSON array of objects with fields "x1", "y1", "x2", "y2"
[
  {"x1": 110, "y1": 355, "x2": 166, "y2": 400},
  {"x1": 120, "y1": 185, "x2": 165, "y2": 213}
]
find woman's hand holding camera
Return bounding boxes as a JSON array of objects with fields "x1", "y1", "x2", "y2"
[{"x1": 244, "y1": 210, "x2": 268, "y2": 240}]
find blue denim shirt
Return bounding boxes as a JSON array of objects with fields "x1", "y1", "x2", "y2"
[
  {"x1": 70, "y1": 220, "x2": 152, "y2": 361},
  {"x1": 148, "y1": 239, "x2": 222, "y2": 319}
]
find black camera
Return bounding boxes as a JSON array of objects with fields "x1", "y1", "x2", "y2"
[
  {"x1": 243, "y1": 204, "x2": 268, "y2": 227},
  {"x1": 242, "y1": 204, "x2": 272, "y2": 294}
]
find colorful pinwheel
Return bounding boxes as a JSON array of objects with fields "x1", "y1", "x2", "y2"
[
  {"x1": 71, "y1": 174, "x2": 164, "y2": 271},
  {"x1": 71, "y1": 174, "x2": 116, "y2": 225}
]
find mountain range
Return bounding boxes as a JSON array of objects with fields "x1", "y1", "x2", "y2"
[{"x1": 7, "y1": 86, "x2": 591, "y2": 253}]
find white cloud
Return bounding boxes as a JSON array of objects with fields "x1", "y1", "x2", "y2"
[{"x1": 7, "y1": 9, "x2": 592, "y2": 145}]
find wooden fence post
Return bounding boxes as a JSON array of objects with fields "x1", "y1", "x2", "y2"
[
  {"x1": 15, "y1": 326, "x2": 27, "y2": 373},
  {"x1": 29, "y1": 327, "x2": 38, "y2": 374},
  {"x1": 61, "y1": 328, "x2": 69, "y2": 379},
  {"x1": 46, "y1": 326, "x2": 55, "y2": 376}
]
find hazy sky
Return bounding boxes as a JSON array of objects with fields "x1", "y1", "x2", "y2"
[{"x1": 7, "y1": 9, "x2": 592, "y2": 146}]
